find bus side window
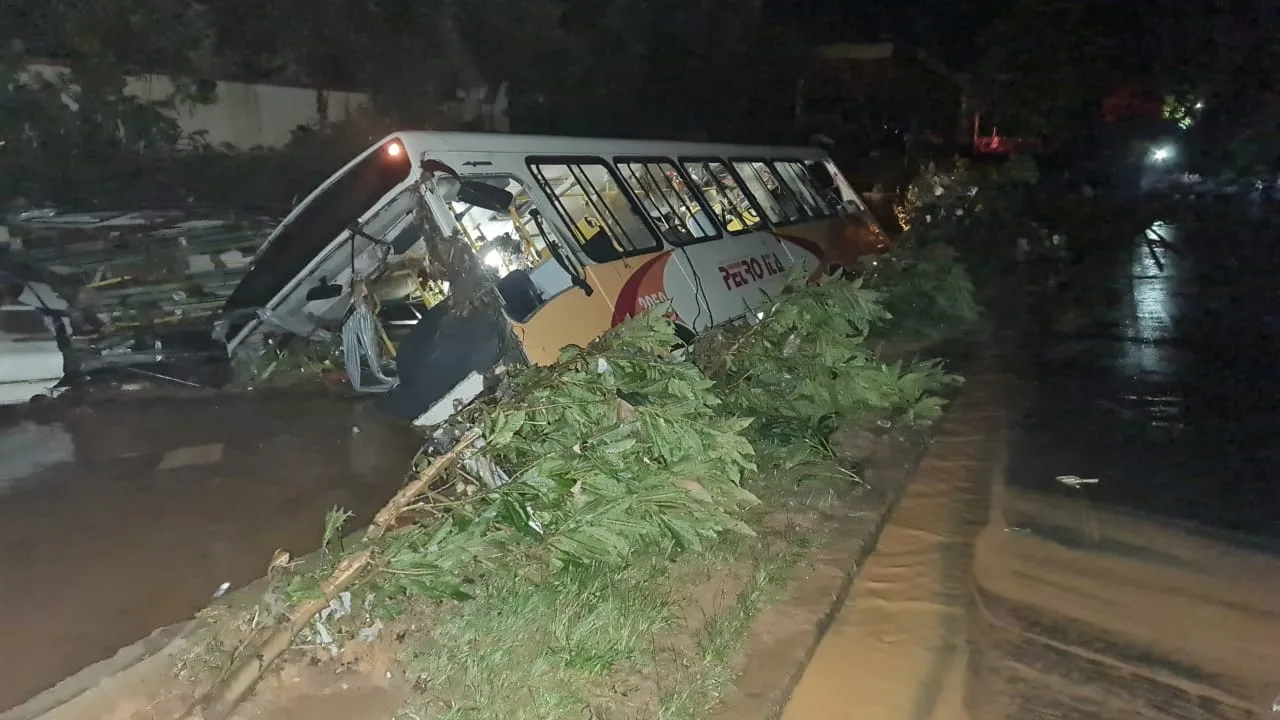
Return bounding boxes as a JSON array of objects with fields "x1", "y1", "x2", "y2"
[
  {"x1": 775, "y1": 161, "x2": 836, "y2": 218},
  {"x1": 804, "y1": 160, "x2": 837, "y2": 199},
  {"x1": 616, "y1": 160, "x2": 722, "y2": 245},
  {"x1": 811, "y1": 159, "x2": 867, "y2": 212},
  {"x1": 731, "y1": 160, "x2": 807, "y2": 225},
  {"x1": 681, "y1": 160, "x2": 762, "y2": 234},
  {"x1": 529, "y1": 160, "x2": 659, "y2": 263}
]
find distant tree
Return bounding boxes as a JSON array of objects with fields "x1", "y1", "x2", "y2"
[
  {"x1": 974, "y1": 0, "x2": 1280, "y2": 156},
  {"x1": 0, "y1": 0, "x2": 220, "y2": 204},
  {"x1": 1, "y1": 0, "x2": 813, "y2": 207}
]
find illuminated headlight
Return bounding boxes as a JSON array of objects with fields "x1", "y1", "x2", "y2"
[{"x1": 1150, "y1": 145, "x2": 1175, "y2": 163}]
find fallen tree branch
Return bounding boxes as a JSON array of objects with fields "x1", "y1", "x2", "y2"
[{"x1": 181, "y1": 428, "x2": 482, "y2": 720}]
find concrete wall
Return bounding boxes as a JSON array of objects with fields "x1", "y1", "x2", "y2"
[{"x1": 22, "y1": 61, "x2": 371, "y2": 150}]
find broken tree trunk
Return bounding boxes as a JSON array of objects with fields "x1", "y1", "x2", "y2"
[{"x1": 181, "y1": 428, "x2": 482, "y2": 720}]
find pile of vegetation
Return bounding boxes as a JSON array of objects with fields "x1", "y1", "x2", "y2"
[{"x1": 178, "y1": 242, "x2": 977, "y2": 720}]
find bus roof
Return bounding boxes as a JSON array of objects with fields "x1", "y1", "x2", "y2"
[{"x1": 385, "y1": 130, "x2": 832, "y2": 163}]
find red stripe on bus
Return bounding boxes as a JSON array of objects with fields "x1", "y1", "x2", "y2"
[{"x1": 611, "y1": 252, "x2": 673, "y2": 326}]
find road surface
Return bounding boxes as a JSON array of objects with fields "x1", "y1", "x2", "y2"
[{"x1": 784, "y1": 205, "x2": 1280, "y2": 719}]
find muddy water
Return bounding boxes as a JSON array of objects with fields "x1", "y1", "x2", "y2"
[
  {"x1": 0, "y1": 393, "x2": 423, "y2": 713},
  {"x1": 970, "y1": 484, "x2": 1280, "y2": 718},
  {"x1": 782, "y1": 369, "x2": 1280, "y2": 720},
  {"x1": 784, "y1": 210, "x2": 1280, "y2": 719},
  {"x1": 782, "y1": 368, "x2": 1005, "y2": 720}
]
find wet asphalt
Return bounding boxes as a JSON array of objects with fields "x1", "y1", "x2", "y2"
[
  {"x1": 1008, "y1": 204, "x2": 1280, "y2": 544},
  {"x1": 966, "y1": 200, "x2": 1280, "y2": 719}
]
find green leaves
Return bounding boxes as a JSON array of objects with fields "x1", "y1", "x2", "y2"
[
  {"x1": 320, "y1": 255, "x2": 973, "y2": 620},
  {"x1": 694, "y1": 267, "x2": 964, "y2": 469},
  {"x1": 321, "y1": 507, "x2": 353, "y2": 553}
]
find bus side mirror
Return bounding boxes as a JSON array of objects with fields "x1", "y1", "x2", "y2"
[{"x1": 457, "y1": 181, "x2": 514, "y2": 213}]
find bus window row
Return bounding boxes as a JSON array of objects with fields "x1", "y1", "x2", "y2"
[{"x1": 525, "y1": 155, "x2": 842, "y2": 262}]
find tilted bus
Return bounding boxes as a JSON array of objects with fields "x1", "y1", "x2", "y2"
[{"x1": 218, "y1": 131, "x2": 889, "y2": 427}]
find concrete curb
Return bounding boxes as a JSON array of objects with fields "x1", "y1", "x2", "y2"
[
  {"x1": 709, "y1": 431, "x2": 927, "y2": 720},
  {"x1": 710, "y1": 333, "x2": 995, "y2": 720}
]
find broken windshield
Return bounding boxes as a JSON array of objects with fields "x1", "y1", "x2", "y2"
[{"x1": 444, "y1": 175, "x2": 558, "y2": 277}]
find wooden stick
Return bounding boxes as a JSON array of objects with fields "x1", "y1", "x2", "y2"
[{"x1": 181, "y1": 429, "x2": 481, "y2": 720}]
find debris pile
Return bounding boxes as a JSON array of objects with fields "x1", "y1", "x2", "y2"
[
  {"x1": 0, "y1": 207, "x2": 278, "y2": 402},
  {"x1": 4, "y1": 208, "x2": 277, "y2": 334}
]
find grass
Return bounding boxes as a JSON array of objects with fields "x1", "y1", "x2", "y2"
[
  {"x1": 657, "y1": 553, "x2": 796, "y2": 720},
  {"x1": 399, "y1": 502, "x2": 813, "y2": 720}
]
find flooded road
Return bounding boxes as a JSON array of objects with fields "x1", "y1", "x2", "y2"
[
  {"x1": 969, "y1": 208, "x2": 1280, "y2": 717},
  {"x1": 0, "y1": 392, "x2": 423, "y2": 713},
  {"x1": 1013, "y1": 210, "x2": 1280, "y2": 540},
  {"x1": 785, "y1": 206, "x2": 1280, "y2": 719}
]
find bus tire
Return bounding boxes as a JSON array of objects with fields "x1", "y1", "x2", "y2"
[{"x1": 673, "y1": 322, "x2": 696, "y2": 348}]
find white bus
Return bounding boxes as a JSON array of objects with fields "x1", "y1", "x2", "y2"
[{"x1": 219, "y1": 131, "x2": 889, "y2": 425}]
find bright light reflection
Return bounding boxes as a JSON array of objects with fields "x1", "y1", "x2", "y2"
[{"x1": 1120, "y1": 223, "x2": 1179, "y2": 379}]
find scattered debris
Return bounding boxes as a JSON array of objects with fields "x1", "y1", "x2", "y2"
[
  {"x1": 1, "y1": 207, "x2": 277, "y2": 397},
  {"x1": 5, "y1": 208, "x2": 275, "y2": 333},
  {"x1": 356, "y1": 620, "x2": 384, "y2": 644}
]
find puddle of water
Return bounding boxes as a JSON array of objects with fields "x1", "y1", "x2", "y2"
[
  {"x1": 1021, "y1": 221, "x2": 1280, "y2": 539},
  {"x1": 0, "y1": 422, "x2": 75, "y2": 489},
  {"x1": 0, "y1": 393, "x2": 423, "y2": 713}
]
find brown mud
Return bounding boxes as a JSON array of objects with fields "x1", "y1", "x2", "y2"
[
  {"x1": 782, "y1": 356, "x2": 1005, "y2": 720},
  {"x1": 0, "y1": 393, "x2": 423, "y2": 714}
]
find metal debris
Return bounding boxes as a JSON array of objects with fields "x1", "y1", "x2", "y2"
[{"x1": 1056, "y1": 474, "x2": 1100, "y2": 488}]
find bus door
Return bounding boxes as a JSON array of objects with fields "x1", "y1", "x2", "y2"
[
  {"x1": 424, "y1": 167, "x2": 606, "y2": 366},
  {"x1": 526, "y1": 158, "x2": 706, "y2": 337}
]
